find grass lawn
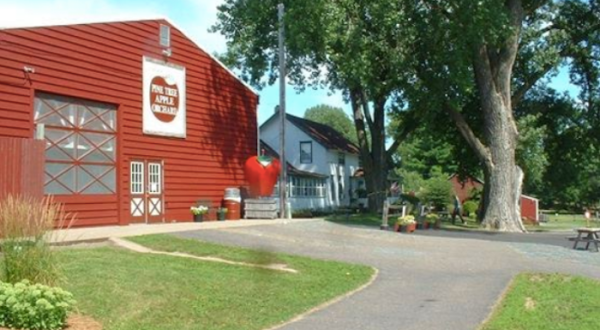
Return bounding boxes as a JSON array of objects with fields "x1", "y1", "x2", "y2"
[
  {"x1": 326, "y1": 211, "x2": 600, "y2": 233},
  {"x1": 532, "y1": 213, "x2": 600, "y2": 232},
  {"x1": 59, "y1": 235, "x2": 374, "y2": 330},
  {"x1": 482, "y1": 273, "x2": 600, "y2": 330}
]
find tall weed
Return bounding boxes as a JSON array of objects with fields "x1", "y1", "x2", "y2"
[{"x1": 0, "y1": 195, "x2": 74, "y2": 285}]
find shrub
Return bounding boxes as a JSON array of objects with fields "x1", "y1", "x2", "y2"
[
  {"x1": 425, "y1": 213, "x2": 439, "y2": 224},
  {"x1": 421, "y1": 175, "x2": 453, "y2": 210},
  {"x1": 0, "y1": 280, "x2": 75, "y2": 330},
  {"x1": 0, "y1": 195, "x2": 73, "y2": 285},
  {"x1": 292, "y1": 209, "x2": 313, "y2": 218},
  {"x1": 463, "y1": 200, "x2": 479, "y2": 216}
]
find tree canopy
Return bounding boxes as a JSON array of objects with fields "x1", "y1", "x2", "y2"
[
  {"x1": 213, "y1": 0, "x2": 600, "y2": 230},
  {"x1": 304, "y1": 104, "x2": 357, "y2": 144}
]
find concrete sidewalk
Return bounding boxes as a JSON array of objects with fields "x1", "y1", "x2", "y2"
[{"x1": 49, "y1": 218, "x2": 318, "y2": 244}]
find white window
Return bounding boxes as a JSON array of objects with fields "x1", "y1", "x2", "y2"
[
  {"x1": 160, "y1": 24, "x2": 170, "y2": 47},
  {"x1": 35, "y1": 93, "x2": 117, "y2": 195},
  {"x1": 300, "y1": 141, "x2": 312, "y2": 164},
  {"x1": 130, "y1": 162, "x2": 144, "y2": 194}
]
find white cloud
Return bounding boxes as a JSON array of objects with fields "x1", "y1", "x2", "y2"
[{"x1": 0, "y1": 0, "x2": 161, "y2": 29}]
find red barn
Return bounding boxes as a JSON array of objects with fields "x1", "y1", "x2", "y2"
[
  {"x1": 448, "y1": 174, "x2": 483, "y2": 203},
  {"x1": 0, "y1": 19, "x2": 258, "y2": 226},
  {"x1": 448, "y1": 174, "x2": 539, "y2": 222}
]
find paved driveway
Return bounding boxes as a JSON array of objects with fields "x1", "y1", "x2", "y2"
[{"x1": 172, "y1": 221, "x2": 600, "y2": 330}]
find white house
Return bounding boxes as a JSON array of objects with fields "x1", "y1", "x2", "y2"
[{"x1": 260, "y1": 112, "x2": 363, "y2": 211}]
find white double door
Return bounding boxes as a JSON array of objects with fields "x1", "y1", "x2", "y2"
[{"x1": 130, "y1": 160, "x2": 164, "y2": 223}]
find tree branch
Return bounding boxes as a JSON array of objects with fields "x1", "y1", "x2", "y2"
[{"x1": 444, "y1": 102, "x2": 491, "y2": 166}]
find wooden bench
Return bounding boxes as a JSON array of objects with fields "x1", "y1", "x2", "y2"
[{"x1": 381, "y1": 201, "x2": 406, "y2": 230}]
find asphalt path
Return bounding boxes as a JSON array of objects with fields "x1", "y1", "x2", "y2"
[{"x1": 172, "y1": 220, "x2": 600, "y2": 330}]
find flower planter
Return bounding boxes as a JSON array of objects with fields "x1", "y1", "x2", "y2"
[
  {"x1": 193, "y1": 214, "x2": 204, "y2": 222},
  {"x1": 217, "y1": 212, "x2": 226, "y2": 221},
  {"x1": 401, "y1": 223, "x2": 416, "y2": 233},
  {"x1": 393, "y1": 223, "x2": 401, "y2": 232}
]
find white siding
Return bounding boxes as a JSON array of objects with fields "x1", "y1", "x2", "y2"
[{"x1": 260, "y1": 116, "x2": 361, "y2": 211}]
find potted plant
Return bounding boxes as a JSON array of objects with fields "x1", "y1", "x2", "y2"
[
  {"x1": 217, "y1": 207, "x2": 228, "y2": 221},
  {"x1": 396, "y1": 215, "x2": 416, "y2": 233},
  {"x1": 426, "y1": 213, "x2": 440, "y2": 229},
  {"x1": 190, "y1": 205, "x2": 208, "y2": 222}
]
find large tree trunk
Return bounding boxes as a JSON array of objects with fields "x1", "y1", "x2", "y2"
[
  {"x1": 448, "y1": 0, "x2": 527, "y2": 232},
  {"x1": 349, "y1": 88, "x2": 387, "y2": 213}
]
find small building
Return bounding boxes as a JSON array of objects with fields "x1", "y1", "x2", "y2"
[
  {"x1": 260, "y1": 113, "x2": 362, "y2": 210},
  {"x1": 0, "y1": 19, "x2": 258, "y2": 226},
  {"x1": 448, "y1": 173, "x2": 483, "y2": 203},
  {"x1": 520, "y1": 195, "x2": 540, "y2": 223},
  {"x1": 449, "y1": 174, "x2": 539, "y2": 221}
]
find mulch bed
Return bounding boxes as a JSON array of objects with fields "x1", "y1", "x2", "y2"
[{"x1": 0, "y1": 314, "x2": 102, "y2": 330}]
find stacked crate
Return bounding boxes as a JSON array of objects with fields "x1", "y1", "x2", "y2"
[{"x1": 244, "y1": 199, "x2": 278, "y2": 219}]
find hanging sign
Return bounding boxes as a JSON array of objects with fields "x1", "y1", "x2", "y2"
[{"x1": 143, "y1": 57, "x2": 186, "y2": 138}]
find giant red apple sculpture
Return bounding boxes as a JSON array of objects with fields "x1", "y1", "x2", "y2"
[{"x1": 244, "y1": 155, "x2": 281, "y2": 198}]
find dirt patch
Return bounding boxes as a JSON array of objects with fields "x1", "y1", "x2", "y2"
[
  {"x1": 0, "y1": 314, "x2": 102, "y2": 330},
  {"x1": 524, "y1": 297, "x2": 536, "y2": 311}
]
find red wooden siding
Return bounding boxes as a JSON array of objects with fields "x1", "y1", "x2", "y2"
[
  {"x1": 521, "y1": 196, "x2": 538, "y2": 223},
  {"x1": 449, "y1": 174, "x2": 539, "y2": 222},
  {"x1": 0, "y1": 19, "x2": 258, "y2": 226},
  {"x1": 449, "y1": 175, "x2": 483, "y2": 203},
  {"x1": 0, "y1": 137, "x2": 45, "y2": 200}
]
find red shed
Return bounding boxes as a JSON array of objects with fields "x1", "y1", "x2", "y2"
[
  {"x1": 448, "y1": 174, "x2": 483, "y2": 203},
  {"x1": 0, "y1": 19, "x2": 258, "y2": 227},
  {"x1": 448, "y1": 174, "x2": 539, "y2": 221},
  {"x1": 520, "y1": 195, "x2": 539, "y2": 224}
]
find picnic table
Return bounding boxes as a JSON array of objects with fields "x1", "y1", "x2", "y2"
[{"x1": 568, "y1": 228, "x2": 600, "y2": 252}]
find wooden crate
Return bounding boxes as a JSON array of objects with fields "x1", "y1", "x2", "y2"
[{"x1": 245, "y1": 199, "x2": 278, "y2": 219}]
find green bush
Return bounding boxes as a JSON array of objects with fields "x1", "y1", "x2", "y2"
[
  {"x1": 425, "y1": 213, "x2": 439, "y2": 224},
  {"x1": 292, "y1": 209, "x2": 313, "y2": 218},
  {"x1": 463, "y1": 200, "x2": 479, "y2": 216},
  {"x1": 0, "y1": 280, "x2": 75, "y2": 330},
  {"x1": 421, "y1": 175, "x2": 453, "y2": 210},
  {"x1": 0, "y1": 196, "x2": 73, "y2": 285}
]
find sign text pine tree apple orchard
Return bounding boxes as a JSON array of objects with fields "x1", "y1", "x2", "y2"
[
  {"x1": 143, "y1": 57, "x2": 186, "y2": 138},
  {"x1": 150, "y1": 76, "x2": 180, "y2": 123}
]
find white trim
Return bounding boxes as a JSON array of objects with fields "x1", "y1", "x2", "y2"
[
  {"x1": 1, "y1": 17, "x2": 259, "y2": 96},
  {"x1": 521, "y1": 194, "x2": 539, "y2": 201}
]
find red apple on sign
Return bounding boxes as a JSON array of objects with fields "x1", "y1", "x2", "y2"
[
  {"x1": 150, "y1": 76, "x2": 179, "y2": 123},
  {"x1": 244, "y1": 156, "x2": 281, "y2": 198}
]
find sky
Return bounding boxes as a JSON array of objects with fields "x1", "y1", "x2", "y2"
[{"x1": 0, "y1": 0, "x2": 577, "y2": 125}]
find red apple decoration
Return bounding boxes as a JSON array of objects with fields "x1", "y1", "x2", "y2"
[{"x1": 244, "y1": 155, "x2": 281, "y2": 198}]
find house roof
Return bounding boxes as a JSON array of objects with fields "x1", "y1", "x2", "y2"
[
  {"x1": 0, "y1": 18, "x2": 258, "y2": 96},
  {"x1": 261, "y1": 112, "x2": 360, "y2": 154},
  {"x1": 260, "y1": 140, "x2": 328, "y2": 179}
]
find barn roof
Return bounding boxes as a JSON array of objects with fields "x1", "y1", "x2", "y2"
[{"x1": 0, "y1": 18, "x2": 258, "y2": 96}]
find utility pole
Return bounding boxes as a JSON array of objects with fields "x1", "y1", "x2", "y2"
[{"x1": 278, "y1": 3, "x2": 288, "y2": 219}]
